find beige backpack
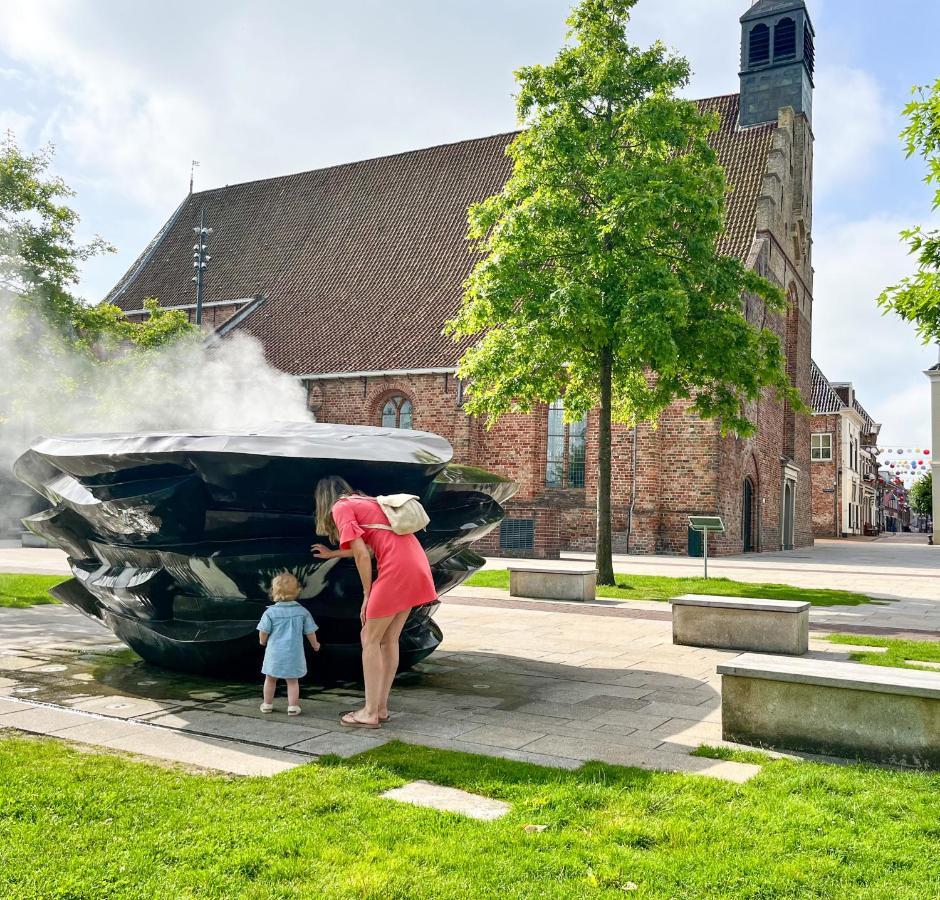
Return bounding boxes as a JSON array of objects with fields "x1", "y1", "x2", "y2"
[{"x1": 363, "y1": 494, "x2": 430, "y2": 535}]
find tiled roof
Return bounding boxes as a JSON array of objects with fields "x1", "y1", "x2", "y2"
[
  {"x1": 741, "y1": 0, "x2": 807, "y2": 21},
  {"x1": 109, "y1": 94, "x2": 776, "y2": 376},
  {"x1": 811, "y1": 362, "x2": 844, "y2": 414}
]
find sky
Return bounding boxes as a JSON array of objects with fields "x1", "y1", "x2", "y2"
[{"x1": 0, "y1": 0, "x2": 937, "y2": 468}]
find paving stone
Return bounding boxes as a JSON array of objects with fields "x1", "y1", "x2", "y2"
[
  {"x1": 638, "y1": 749, "x2": 761, "y2": 783},
  {"x1": 0, "y1": 697, "x2": 32, "y2": 715},
  {"x1": 1, "y1": 705, "x2": 90, "y2": 734},
  {"x1": 101, "y1": 730, "x2": 309, "y2": 776},
  {"x1": 0, "y1": 655, "x2": 46, "y2": 672},
  {"x1": 381, "y1": 780, "x2": 510, "y2": 820},
  {"x1": 456, "y1": 724, "x2": 547, "y2": 750},
  {"x1": 53, "y1": 719, "x2": 146, "y2": 744},
  {"x1": 146, "y1": 709, "x2": 330, "y2": 748},
  {"x1": 67, "y1": 695, "x2": 179, "y2": 719},
  {"x1": 287, "y1": 730, "x2": 388, "y2": 757}
]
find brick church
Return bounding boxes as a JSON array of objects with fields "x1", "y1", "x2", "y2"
[{"x1": 110, "y1": 0, "x2": 816, "y2": 558}]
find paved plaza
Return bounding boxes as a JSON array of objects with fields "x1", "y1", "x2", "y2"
[{"x1": 0, "y1": 537, "x2": 935, "y2": 780}]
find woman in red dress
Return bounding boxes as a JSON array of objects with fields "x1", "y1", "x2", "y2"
[{"x1": 312, "y1": 475, "x2": 437, "y2": 728}]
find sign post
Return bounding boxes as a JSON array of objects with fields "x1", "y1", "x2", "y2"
[{"x1": 688, "y1": 516, "x2": 725, "y2": 579}]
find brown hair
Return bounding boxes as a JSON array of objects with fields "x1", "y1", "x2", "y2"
[
  {"x1": 270, "y1": 572, "x2": 302, "y2": 602},
  {"x1": 314, "y1": 475, "x2": 357, "y2": 543}
]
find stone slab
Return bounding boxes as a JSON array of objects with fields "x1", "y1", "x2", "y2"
[
  {"x1": 381, "y1": 780, "x2": 510, "y2": 820},
  {"x1": 673, "y1": 602, "x2": 808, "y2": 655},
  {"x1": 672, "y1": 594, "x2": 810, "y2": 613},
  {"x1": 717, "y1": 653, "x2": 940, "y2": 699},
  {"x1": 146, "y1": 709, "x2": 330, "y2": 749},
  {"x1": 287, "y1": 730, "x2": 388, "y2": 757},
  {"x1": 509, "y1": 568, "x2": 597, "y2": 602}
]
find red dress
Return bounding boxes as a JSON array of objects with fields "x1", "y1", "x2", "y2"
[{"x1": 332, "y1": 496, "x2": 437, "y2": 619}]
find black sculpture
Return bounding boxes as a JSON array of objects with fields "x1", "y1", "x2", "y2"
[{"x1": 13, "y1": 423, "x2": 516, "y2": 678}]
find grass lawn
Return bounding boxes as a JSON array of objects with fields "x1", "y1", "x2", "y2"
[
  {"x1": 827, "y1": 633, "x2": 940, "y2": 672},
  {"x1": 0, "y1": 573, "x2": 64, "y2": 609},
  {"x1": 466, "y1": 570, "x2": 873, "y2": 607},
  {"x1": 0, "y1": 736, "x2": 938, "y2": 899}
]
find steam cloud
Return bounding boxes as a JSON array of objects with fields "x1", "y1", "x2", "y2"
[{"x1": 0, "y1": 293, "x2": 312, "y2": 527}]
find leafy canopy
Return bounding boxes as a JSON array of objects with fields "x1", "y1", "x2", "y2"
[
  {"x1": 910, "y1": 471, "x2": 932, "y2": 516},
  {"x1": 0, "y1": 134, "x2": 193, "y2": 349},
  {"x1": 878, "y1": 78, "x2": 940, "y2": 343},
  {"x1": 447, "y1": 0, "x2": 797, "y2": 435}
]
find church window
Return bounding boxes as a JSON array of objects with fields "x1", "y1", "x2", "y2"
[
  {"x1": 748, "y1": 24, "x2": 770, "y2": 66},
  {"x1": 381, "y1": 395, "x2": 413, "y2": 429},
  {"x1": 546, "y1": 400, "x2": 587, "y2": 489},
  {"x1": 774, "y1": 17, "x2": 797, "y2": 62}
]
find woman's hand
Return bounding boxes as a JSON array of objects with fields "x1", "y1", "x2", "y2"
[
  {"x1": 360, "y1": 596, "x2": 369, "y2": 627},
  {"x1": 311, "y1": 543, "x2": 334, "y2": 559}
]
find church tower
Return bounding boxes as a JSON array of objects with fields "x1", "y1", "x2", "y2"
[{"x1": 739, "y1": 0, "x2": 815, "y2": 128}]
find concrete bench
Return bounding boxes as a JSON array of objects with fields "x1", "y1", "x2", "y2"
[
  {"x1": 671, "y1": 594, "x2": 809, "y2": 655},
  {"x1": 508, "y1": 567, "x2": 597, "y2": 602},
  {"x1": 718, "y1": 653, "x2": 940, "y2": 769}
]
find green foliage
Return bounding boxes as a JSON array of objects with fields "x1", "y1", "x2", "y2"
[
  {"x1": 878, "y1": 78, "x2": 940, "y2": 342},
  {"x1": 909, "y1": 471, "x2": 933, "y2": 516},
  {"x1": 827, "y1": 632, "x2": 940, "y2": 672},
  {"x1": 2, "y1": 735, "x2": 939, "y2": 897},
  {"x1": 465, "y1": 569, "x2": 873, "y2": 606},
  {"x1": 0, "y1": 134, "x2": 193, "y2": 349},
  {"x1": 0, "y1": 574, "x2": 64, "y2": 608},
  {"x1": 447, "y1": 0, "x2": 796, "y2": 433}
]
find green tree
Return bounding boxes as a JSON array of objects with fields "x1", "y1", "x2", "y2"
[
  {"x1": 447, "y1": 0, "x2": 798, "y2": 584},
  {"x1": 910, "y1": 471, "x2": 933, "y2": 517},
  {"x1": 0, "y1": 134, "x2": 192, "y2": 348},
  {"x1": 878, "y1": 78, "x2": 940, "y2": 341}
]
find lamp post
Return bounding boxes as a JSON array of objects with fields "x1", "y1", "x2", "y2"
[{"x1": 192, "y1": 207, "x2": 212, "y2": 326}]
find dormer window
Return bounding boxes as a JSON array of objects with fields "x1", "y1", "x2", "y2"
[
  {"x1": 748, "y1": 24, "x2": 770, "y2": 66},
  {"x1": 774, "y1": 17, "x2": 797, "y2": 62}
]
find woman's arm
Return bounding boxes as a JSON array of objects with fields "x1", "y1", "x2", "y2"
[
  {"x1": 347, "y1": 537, "x2": 373, "y2": 624},
  {"x1": 311, "y1": 543, "x2": 354, "y2": 559}
]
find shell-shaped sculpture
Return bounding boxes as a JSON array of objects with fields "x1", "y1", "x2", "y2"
[{"x1": 14, "y1": 423, "x2": 516, "y2": 679}]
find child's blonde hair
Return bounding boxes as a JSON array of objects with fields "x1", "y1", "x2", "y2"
[{"x1": 270, "y1": 573, "x2": 302, "y2": 602}]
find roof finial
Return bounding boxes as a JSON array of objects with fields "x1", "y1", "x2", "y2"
[{"x1": 189, "y1": 159, "x2": 200, "y2": 195}]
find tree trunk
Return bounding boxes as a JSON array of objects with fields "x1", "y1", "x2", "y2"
[{"x1": 596, "y1": 347, "x2": 615, "y2": 585}]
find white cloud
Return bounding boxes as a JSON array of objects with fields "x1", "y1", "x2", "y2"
[
  {"x1": 812, "y1": 214, "x2": 937, "y2": 450},
  {"x1": 812, "y1": 64, "x2": 894, "y2": 193},
  {"x1": 0, "y1": 108, "x2": 34, "y2": 140}
]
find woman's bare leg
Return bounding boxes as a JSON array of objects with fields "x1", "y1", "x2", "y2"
[
  {"x1": 377, "y1": 610, "x2": 410, "y2": 719},
  {"x1": 354, "y1": 614, "x2": 396, "y2": 724}
]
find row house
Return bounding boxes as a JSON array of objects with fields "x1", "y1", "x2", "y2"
[{"x1": 810, "y1": 363, "x2": 881, "y2": 537}]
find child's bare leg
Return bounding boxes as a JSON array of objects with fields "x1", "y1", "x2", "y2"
[
  {"x1": 263, "y1": 675, "x2": 277, "y2": 705},
  {"x1": 286, "y1": 678, "x2": 300, "y2": 707}
]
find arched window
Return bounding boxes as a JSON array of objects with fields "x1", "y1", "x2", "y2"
[
  {"x1": 381, "y1": 395, "x2": 413, "y2": 429},
  {"x1": 774, "y1": 17, "x2": 796, "y2": 62},
  {"x1": 748, "y1": 24, "x2": 770, "y2": 67}
]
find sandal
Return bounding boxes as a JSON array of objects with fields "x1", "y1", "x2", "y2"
[
  {"x1": 260, "y1": 703, "x2": 274, "y2": 713},
  {"x1": 340, "y1": 712, "x2": 381, "y2": 729},
  {"x1": 345, "y1": 710, "x2": 389, "y2": 722},
  {"x1": 287, "y1": 705, "x2": 301, "y2": 716}
]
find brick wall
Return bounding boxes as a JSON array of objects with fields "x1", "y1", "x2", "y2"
[{"x1": 810, "y1": 413, "x2": 840, "y2": 536}]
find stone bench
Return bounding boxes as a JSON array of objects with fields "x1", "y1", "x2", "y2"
[
  {"x1": 718, "y1": 653, "x2": 940, "y2": 769},
  {"x1": 671, "y1": 594, "x2": 809, "y2": 655},
  {"x1": 508, "y1": 566, "x2": 597, "y2": 602}
]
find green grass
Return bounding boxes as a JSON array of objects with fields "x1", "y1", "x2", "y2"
[
  {"x1": 0, "y1": 573, "x2": 64, "y2": 608},
  {"x1": 0, "y1": 735, "x2": 938, "y2": 898},
  {"x1": 467, "y1": 570, "x2": 873, "y2": 607},
  {"x1": 826, "y1": 633, "x2": 940, "y2": 672}
]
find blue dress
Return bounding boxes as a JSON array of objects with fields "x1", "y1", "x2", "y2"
[{"x1": 257, "y1": 601, "x2": 318, "y2": 678}]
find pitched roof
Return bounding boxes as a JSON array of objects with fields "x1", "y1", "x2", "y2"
[
  {"x1": 109, "y1": 94, "x2": 776, "y2": 376},
  {"x1": 741, "y1": 0, "x2": 808, "y2": 22},
  {"x1": 811, "y1": 361, "x2": 844, "y2": 414}
]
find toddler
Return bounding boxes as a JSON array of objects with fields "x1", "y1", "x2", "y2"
[{"x1": 258, "y1": 573, "x2": 320, "y2": 715}]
